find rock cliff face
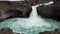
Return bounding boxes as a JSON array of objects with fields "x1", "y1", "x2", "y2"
[
  {"x1": 37, "y1": 0, "x2": 60, "y2": 21},
  {"x1": 0, "y1": 1, "x2": 32, "y2": 22},
  {"x1": 39, "y1": 28, "x2": 60, "y2": 34},
  {"x1": 0, "y1": 1, "x2": 11, "y2": 22},
  {"x1": 37, "y1": 5, "x2": 54, "y2": 18}
]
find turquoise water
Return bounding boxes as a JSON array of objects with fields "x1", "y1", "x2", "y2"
[
  {"x1": 0, "y1": 2, "x2": 60, "y2": 34},
  {"x1": 0, "y1": 18, "x2": 60, "y2": 34}
]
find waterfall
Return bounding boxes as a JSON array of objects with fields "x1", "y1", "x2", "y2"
[
  {"x1": 0, "y1": 0, "x2": 54, "y2": 30},
  {"x1": 30, "y1": 6, "x2": 38, "y2": 18},
  {"x1": 26, "y1": 6, "x2": 52, "y2": 29},
  {"x1": 0, "y1": 1, "x2": 58, "y2": 34},
  {"x1": 27, "y1": 1, "x2": 54, "y2": 28},
  {"x1": 9, "y1": 4, "x2": 53, "y2": 29}
]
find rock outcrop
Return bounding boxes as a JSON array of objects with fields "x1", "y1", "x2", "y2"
[
  {"x1": 37, "y1": 0, "x2": 60, "y2": 21},
  {"x1": 0, "y1": 1, "x2": 32, "y2": 22},
  {"x1": 0, "y1": 27, "x2": 20, "y2": 34}
]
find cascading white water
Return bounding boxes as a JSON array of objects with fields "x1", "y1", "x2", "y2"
[
  {"x1": 26, "y1": 1, "x2": 54, "y2": 28},
  {"x1": 26, "y1": 6, "x2": 52, "y2": 28}
]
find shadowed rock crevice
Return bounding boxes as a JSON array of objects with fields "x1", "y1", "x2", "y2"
[{"x1": 6, "y1": 9, "x2": 32, "y2": 18}]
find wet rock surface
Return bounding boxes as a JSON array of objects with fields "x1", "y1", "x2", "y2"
[
  {"x1": 39, "y1": 28, "x2": 60, "y2": 34},
  {"x1": 0, "y1": 27, "x2": 20, "y2": 34}
]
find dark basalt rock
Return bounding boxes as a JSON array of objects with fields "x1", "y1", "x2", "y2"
[
  {"x1": 0, "y1": 27, "x2": 13, "y2": 34},
  {"x1": 0, "y1": 27, "x2": 20, "y2": 34},
  {"x1": 39, "y1": 28, "x2": 60, "y2": 34},
  {"x1": 37, "y1": 5, "x2": 55, "y2": 20},
  {"x1": 54, "y1": 0, "x2": 60, "y2": 5},
  {"x1": 37, "y1": 5, "x2": 54, "y2": 18},
  {"x1": 52, "y1": 5, "x2": 60, "y2": 21},
  {"x1": 0, "y1": 1, "x2": 11, "y2": 22},
  {"x1": 0, "y1": 1, "x2": 32, "y2": 22},
  {"x1": 37, "y1": 3, "x2": 60, "y2": 21}
]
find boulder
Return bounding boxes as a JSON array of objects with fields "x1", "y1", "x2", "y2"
[
  {"x1": 0, "y1": 27, "x2": 13, "y2": 34},
  {"x1": 0, "y1": 27, "x2": 20, "y2": 34}
]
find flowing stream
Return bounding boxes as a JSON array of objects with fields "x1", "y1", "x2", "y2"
[{"x1": 0, "y1": 1, "x2": 60, "y2": 34}]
